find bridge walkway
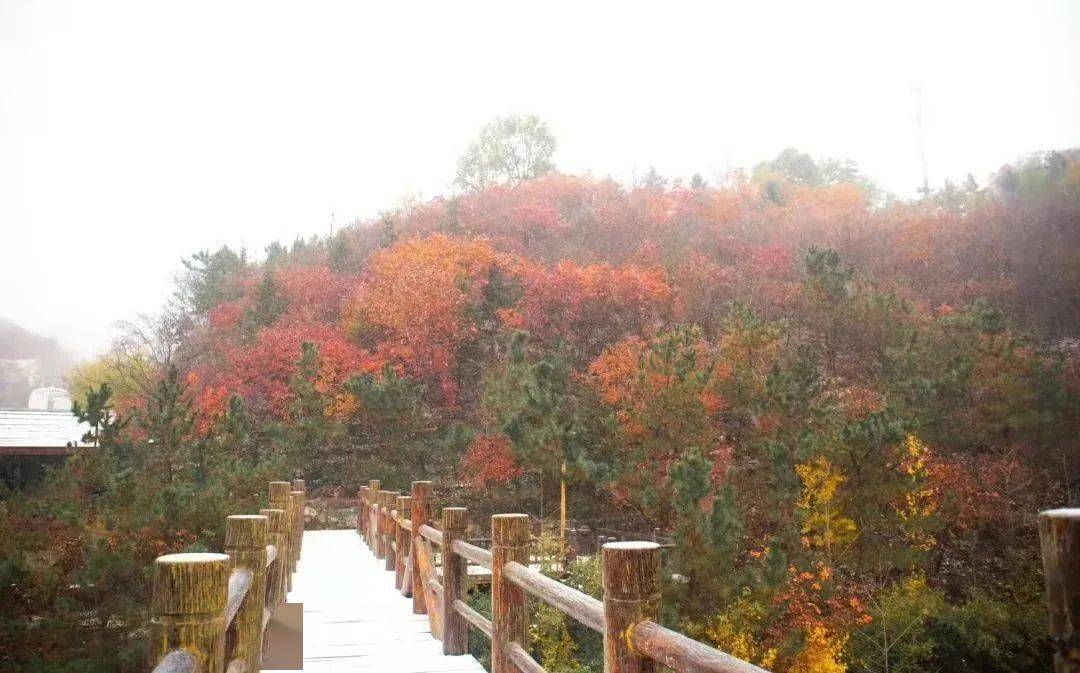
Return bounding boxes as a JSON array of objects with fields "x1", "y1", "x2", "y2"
[{"x1": 284, "y1": 529, "x2": 485, "y2": 673}]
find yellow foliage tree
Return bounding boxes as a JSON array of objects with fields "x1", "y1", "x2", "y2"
[
  {"x1": 788, "y1": 625, "x2": 848, "y2": 673},
  {"x1": 895, "y1": 434, "x2": 938, "y2": 550},
  {"x1": 795, "y1": 456, "x2": 857, "y2": 556}
]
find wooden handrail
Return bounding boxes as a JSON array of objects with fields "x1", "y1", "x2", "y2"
[
  {"x1": 356, "y1": 478, "x2": 782, "y2": 673},
  {"x1": 146, "y1": 478, "x2": 303, "y2": 673},
  {"x1": 450, "y1": 538, "x2": 492, "y2": 569},
  {"x1": 503, "y1": 560, "x2": 604, "y2": 632},
  {"x1": 506, "y1": 642, "x2": 546, "y2": 673},
  {"x1": 224, "y1": 568, "x2": 253, "y2": 628},
  {"x1": 265, "y1": 544, "x2": 277, "y2": 567},
  {"x1": 453, "y1": 598, "x2": 492, "y2": 637},
  {"x1": 634, "y1": 621, "x2": 771, "y2": 673},
  {"x1": 419, "y1": 523, "x2": 443, "y2": 545}
]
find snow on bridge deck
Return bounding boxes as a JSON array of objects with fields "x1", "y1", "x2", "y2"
[{"x1": 281, "y1": 529, "x2": 486, "y2": 673}]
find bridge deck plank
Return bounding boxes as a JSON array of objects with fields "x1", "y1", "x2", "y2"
[{"x1": 274, "y1": 529, "x2": 486, "y2": 673}]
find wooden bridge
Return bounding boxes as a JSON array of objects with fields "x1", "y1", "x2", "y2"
[{"x1": 144, "y1": 478, "x2": 1080, "y2": 673}]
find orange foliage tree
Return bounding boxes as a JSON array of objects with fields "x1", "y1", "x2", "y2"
[{"x1": 344, "y1": 234, "x2": 512, "y2": 405}]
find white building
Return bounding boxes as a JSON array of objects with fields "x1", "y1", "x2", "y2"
[{"x1": 0, "y1": 409, "x2": 90, "y2": 455}]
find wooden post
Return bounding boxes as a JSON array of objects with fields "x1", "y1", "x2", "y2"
[
  {"x1": 441, "y1": 507, "x2": 468, "y2": 655},
  {"x1": 491, "y1": 514, "x2": 529, "y2": 673},
  {"x1": 150, "y1": 552, "x2": 230, "y2": 673},
  {"x1": 290, "y1": 486, "x2": 304, "y2": 564},
  {"x1": 268, "y1": 481, "x2": 292, "y2": 592},
  {"x1": 395, "y1": 495, "x2": 412, "y2": 590},
  {"x1": 357, "y1": 486, "x2": 368, "y2": 536},
  {"x1": 367, "y1": 479, "x2": 381, "y2": 548},
  {"x1": 291, "y1": 479, "x2": 305, "y2": 562},
  {"x1": 288, "y1": 491, "x2": 303, "y2": 584},
  {"x1": 560, "y1": 459, "x2": 568, "y2": 541},
  {"x1": 373, "y1": 490, "x2": 387, "y2": 560},
  {"x1": 384, "y1": 490, "x2": 400, "y2": 572},
  {"x1": 225, "y1": 515, "x2": 268, "y2": 673},
  {"x1": 260, "y1": 508, "x2": 286, "y2": 609},
  {"x1": 411, "y1": 481, "x2": 434, "y2": 614},
  {"x1": 373, "y1": 490, "x2": 384, "y2": 559},
  {"x1": 602, "y1": 541, "x2": 661, "y2": 673},
  {"x1": 1039, "y1": 508, "x2": 1080, "y2": 673}
]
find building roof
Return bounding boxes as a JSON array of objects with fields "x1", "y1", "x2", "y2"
[{"x1": 0, "y1": 410, "x2": 90, "y2": 452}]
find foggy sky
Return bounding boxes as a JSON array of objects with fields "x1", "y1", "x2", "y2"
[{"x1": 2, "y1": 0, "x2": 1078, "y2": 359}]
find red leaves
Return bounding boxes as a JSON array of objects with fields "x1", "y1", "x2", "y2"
[
  {"x1": 197, "y1": 321, "x2": 382, "y2": 420},
  {"x1": 276, "y1": 264, "x2": 357, "y2": 322},
  {"x1": 460, "y1": 433, "x2": 522, "y2": 489},
  {"x1": 504, "y1": 260, "x2": 673, "y2": 357},
  {"x1": 344, "y1": 234, "x2": 505, "y2": 405},
  {"x1": 926, "y1": 450, "x2": 1031, "y2": 534},
  {"x1": 208, "y1": 301, "x2": 243, "y2": 330}
]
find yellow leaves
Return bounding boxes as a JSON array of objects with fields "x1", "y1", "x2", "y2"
[
  {"x1": 796, "y1": 457, "x2": 857, "y2": 552},
  {"x1": 900, "y1": 434, "x2": 930, "y2": 475},
  {"x1": 896, "y1": 434, "x2": 938, "y2": 550},
  {"x1": 796, "y1": 457, "x2": 845, "y2": 508},
  {"x1": 704, "y1": 597, "x2": 776, "y2": 670},
  {"x1": 323, "y1": 391, "x2": 359, "y2": 420},
  {"x1": 788, "y1": 625, "x2": 848, "y2": 673}
]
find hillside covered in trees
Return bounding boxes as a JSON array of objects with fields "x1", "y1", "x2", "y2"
[{"x1": 3, "y1": 143, "x2": 1079, "y2": 673}]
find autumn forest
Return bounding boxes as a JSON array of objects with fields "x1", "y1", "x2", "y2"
[{"x1": 3, "y1": 118, "x2": 1079, "y2": 673}]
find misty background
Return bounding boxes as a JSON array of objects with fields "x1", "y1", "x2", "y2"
[{"x1": 2, "y1": 0, "x2": 1079, "y2": 361}]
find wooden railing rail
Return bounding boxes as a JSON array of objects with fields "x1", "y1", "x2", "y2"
[
  {"x1": 355, "y1": 478, "x2": 773, "y2": 673},
  {"x1": 451, "y1": 538, "x2": 493, "y2": 569},
  {"x1": 138, "y1": 469, "x2": 1074, "y2": 673},
  {"x1": 503, "y1": 559, "x2": 604, "y2": 632},
  {"x1": 147, "y1": 478, "x2": 304, "y2": 673}
]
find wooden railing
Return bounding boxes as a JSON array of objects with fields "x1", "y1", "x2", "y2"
[
  {"x1": 357, "y1": 479, "x2": 771, "y2": 673},
  {"x1": 139, "y1": 476, "x2": 1079, "y2": 673},
  {"x1": 146, "y1": 479, "x2": 306, "y2": 673}
]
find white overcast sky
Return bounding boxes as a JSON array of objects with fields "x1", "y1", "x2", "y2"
[{"x1": 2, "y1": 0, "x2": 1078, "y2": 359}]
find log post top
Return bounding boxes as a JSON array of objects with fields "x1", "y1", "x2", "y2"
[
  {"x1": 260, "y1": 508, "x2": 285, "y2": 525},
  {"x1": 225, "y1": 515, "x2": 268, "y2": 550},
  {"x1": 1038, "y1": 506, "x2": 1080, "y2": 670},
  {"x1": 268, "y1": 481, "x2": 291, "y2": 500},
  {"x1": 411, "y1": 482, "x2": 434, "y2": 520},
  {"x1": 492, "y1": 513, "x2": 530, "y2": 544},
  {"x1": 152, "y1": 553, "x2": 230, "y2": 616},
  {"x1": 442, "y1": 507, "x2": 467, "y2": 532},
  {"x1": 602, "y1": 541, "x2": 661, "y2": 599},
  {"x1": 1040, "y1": 508, "x2": 1080, "y2": 521}
]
